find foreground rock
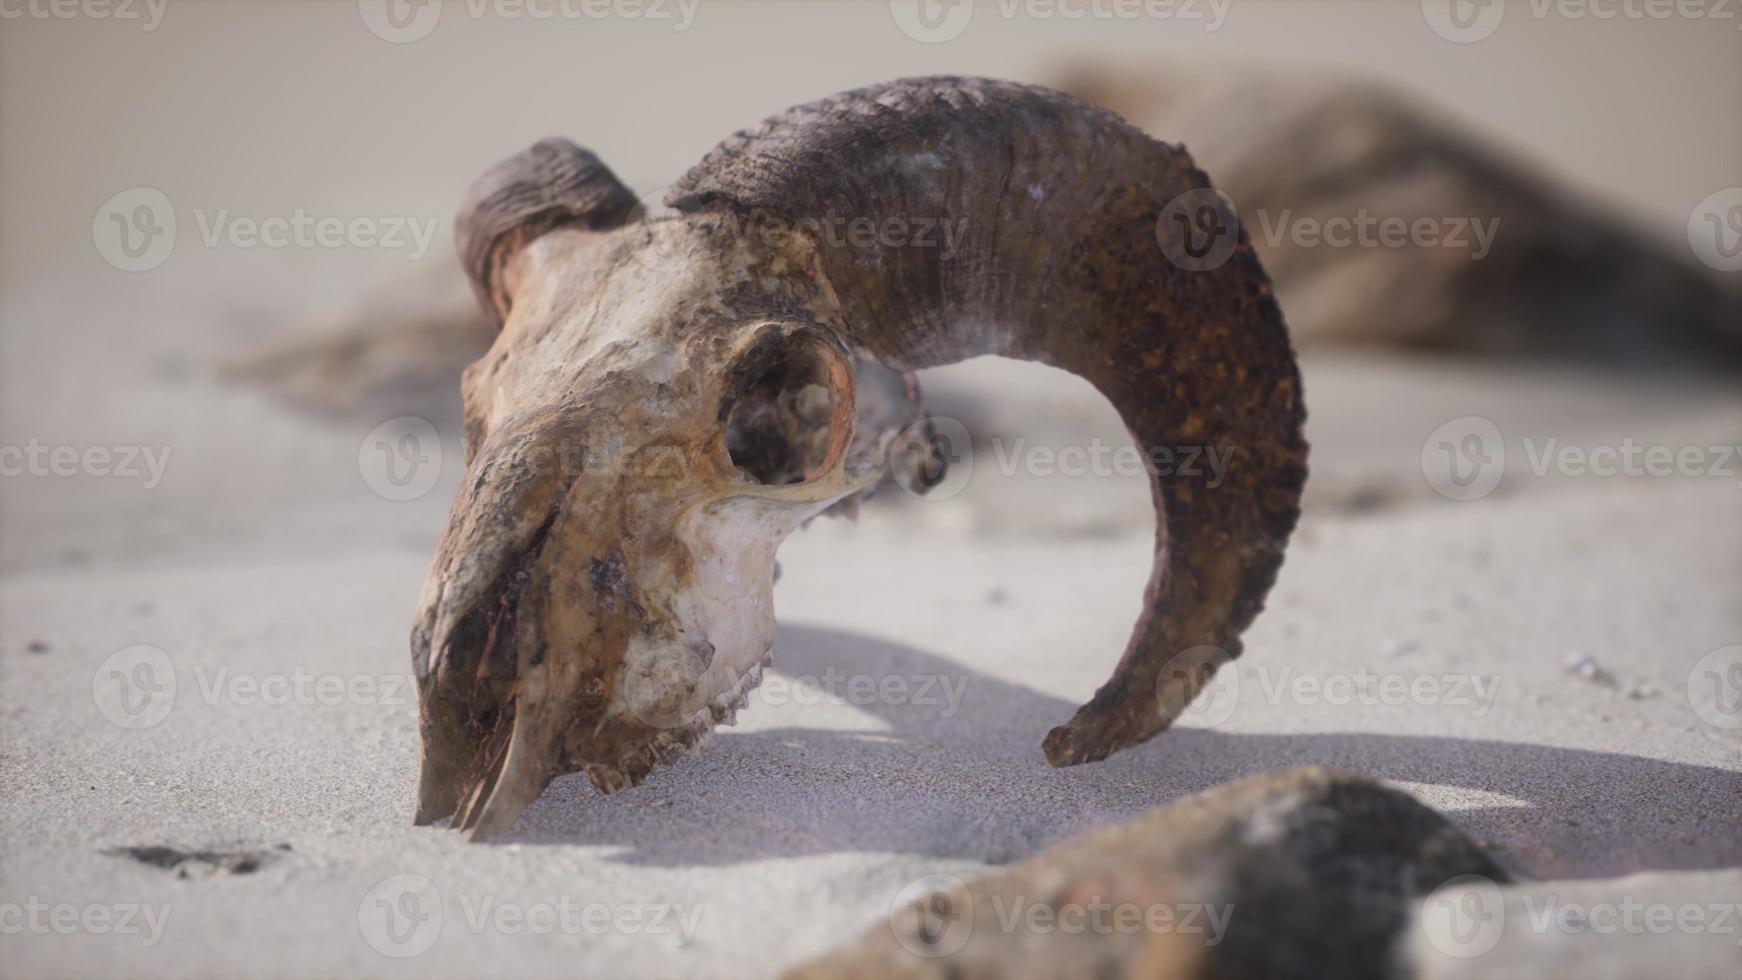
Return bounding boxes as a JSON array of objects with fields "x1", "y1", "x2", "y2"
[{"x1": 787, "y1": 768, "x2": 1506, "y2": 979}]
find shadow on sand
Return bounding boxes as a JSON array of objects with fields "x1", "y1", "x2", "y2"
[{"x1": 500, "y1": 623, "x2": 1742, "y2": 878}]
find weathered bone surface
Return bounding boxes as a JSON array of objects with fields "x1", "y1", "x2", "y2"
[
  {"x1": 785, "y1": 768, "x2": 1508, "y2": 980},
  {"x1": 413, "y1": 77, "x2": 1307, "y2": 839}
]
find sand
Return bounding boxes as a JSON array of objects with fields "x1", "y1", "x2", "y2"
[
  {"x1": 2, "y1": 346, "x2": 1739, "y2": 977},
  {"x1": 2, "y1": 4, "x2": 1738, "y2": 976}
]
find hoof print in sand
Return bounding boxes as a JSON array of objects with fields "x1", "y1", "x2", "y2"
[{"x1": 103, "y1": 843, "x2": 292, "y2": 879}]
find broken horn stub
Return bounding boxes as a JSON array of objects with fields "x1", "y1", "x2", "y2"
[{"x1": 454, "y1": 137, "x2": 640, "y2": 328}]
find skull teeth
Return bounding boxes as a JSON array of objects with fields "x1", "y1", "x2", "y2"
[{"x1": 587, "y1": 650, "x2": 771, "y2": 793}]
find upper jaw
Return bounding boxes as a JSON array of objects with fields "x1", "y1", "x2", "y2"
[{"x1": 412, "y1": 471, "x2": 868, "y2": 838}]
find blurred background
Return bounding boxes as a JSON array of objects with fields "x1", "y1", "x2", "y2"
[
  {"x1": 1, "y1": 0, "x2": 1738, "y2": 568},
  {"x1": 1, "y1": 4, "x2": 1738, "y2": 978}
]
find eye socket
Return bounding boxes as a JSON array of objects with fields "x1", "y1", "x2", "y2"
[{"x1": 721, "y1": 331, "x2": 840, "y2": 486}]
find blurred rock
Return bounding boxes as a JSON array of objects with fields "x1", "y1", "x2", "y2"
[
  {"x1": 787, "y1": 768, "x2": 1505, "y2": 979},
  {"x1": 220, "y1": 265, "x2": 487, "y2": 428},
  {"x1": 224, "y1": 69, "x2": 1739, "y2": 434},
  {"x1": 1058, "y1": 64, "x2": 1742, "y2": 366}
]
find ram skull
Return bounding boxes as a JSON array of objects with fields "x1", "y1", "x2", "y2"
[{"x1": 411, "y1": 77, "x2": 1307, "y2": 839}]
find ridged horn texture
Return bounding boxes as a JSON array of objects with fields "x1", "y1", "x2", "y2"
[
  {"x1": 669, "y1": 77, "x2": 1308, "y2": 765},
  {"x1": 456, "y1": 138, "x2": 641, "y2": 329}
]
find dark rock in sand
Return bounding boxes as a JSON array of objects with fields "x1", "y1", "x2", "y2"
[{"x1": 787, "y1": 768, "x2": 1505, "y2": 980}]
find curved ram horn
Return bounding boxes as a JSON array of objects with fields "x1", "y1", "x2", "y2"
[{"x1": 668, "y1": 76, "x2": 1308, "y2": 766}]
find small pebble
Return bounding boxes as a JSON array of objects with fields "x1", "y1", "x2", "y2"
[
  {"x1": 1383, "y1": 639, "x2": 1420, "y2": 659},
  {"x1": 1563, "y1": 652, "x2": 1617, "y2": 687}
]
